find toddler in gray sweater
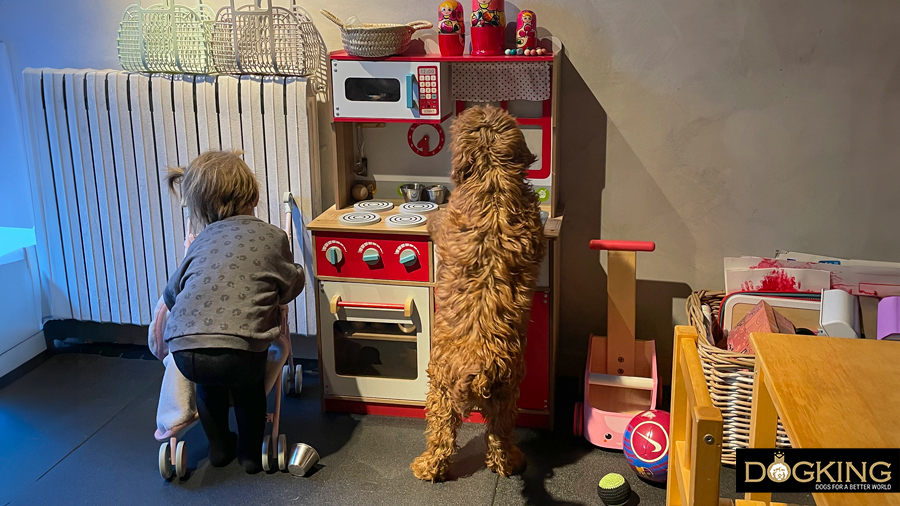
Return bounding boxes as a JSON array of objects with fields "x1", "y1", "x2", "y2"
[{"x1": 164, "y1": 150, "x2": 304, "y2": 473}]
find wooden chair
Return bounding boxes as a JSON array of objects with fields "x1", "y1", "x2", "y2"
[
  {"x1": 668, "y1": 325, "x2": 726, "y2": 506},
  {"x1": 667, "y1": 325, "x2": 796, "y2": 506}
]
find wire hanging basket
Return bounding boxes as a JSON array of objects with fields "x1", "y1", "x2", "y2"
[
  {"x1": 211, "y1": 0, "x2": 325, "y2": 83},
  {"x1": 118, "y1": 0, "x2": 215, "y2": 74}
]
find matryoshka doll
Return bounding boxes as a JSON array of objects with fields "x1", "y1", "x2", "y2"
[
  {"x1": 470, "y1": 0, "x2": 505, "y2": 55},
  {"x1": 516, "y1": 10, "x2": 537, "y2": 50},
  {"x1": 438, "y1": 1, "x2": 465, "y2": 56}
]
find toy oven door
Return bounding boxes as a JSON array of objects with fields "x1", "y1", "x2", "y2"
[
  {"x1": 331, "y1": 60, "x2": 448, "y2": 121},
  {"x1": 319, "y1": 281, "x2": 431, "y2": 402}
]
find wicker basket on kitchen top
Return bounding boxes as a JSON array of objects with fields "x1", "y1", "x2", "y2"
[
  {"x1": 320, "y1": 9, "x2": 432, "y2": 58},
  {"x1": 687, "y1": 290, "x2": 791, "y2": 466}
]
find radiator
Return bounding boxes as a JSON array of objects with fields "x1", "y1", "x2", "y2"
[{"x1": 21, "y1": 69, "x2": 321, "y2": 336}]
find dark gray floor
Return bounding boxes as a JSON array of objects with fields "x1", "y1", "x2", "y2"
[{"x1": 0, "y1": 353, "x2": 810, "y2": 506}]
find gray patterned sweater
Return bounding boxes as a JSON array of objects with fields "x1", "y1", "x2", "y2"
[{"x1": 163, "y1": 215, "x2": 305, "y2": 353}]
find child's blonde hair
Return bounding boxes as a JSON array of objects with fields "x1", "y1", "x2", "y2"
[{"x1": 166, "y1": 151, "x2": 259, "y2": 231}]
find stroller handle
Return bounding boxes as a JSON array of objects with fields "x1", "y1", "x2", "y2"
[{"x1": 589, "y1": 240, "x2": 655, "y2": 252}]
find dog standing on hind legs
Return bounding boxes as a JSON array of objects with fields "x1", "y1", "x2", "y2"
[{"x1": 411, "y1": 106, "x2": 545, "y2": 482}]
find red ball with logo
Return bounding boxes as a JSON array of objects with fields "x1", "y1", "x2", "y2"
[{"x1": 623, "y1": 410, "x2": 670, "y2": 483}]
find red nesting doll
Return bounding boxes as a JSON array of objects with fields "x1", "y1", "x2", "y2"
[
  {"x1": 516, "y1": 10, "x2": 536, "y2": 50},
  {"x1": 438, "y1": 1, "x2": 464, "y2": 34},
  {"x1": 438, "y1": 1, "x2": 465, "y2": 55},
  {"x1": 471, "y1": 0, "x2": 505, "y2": 55}
]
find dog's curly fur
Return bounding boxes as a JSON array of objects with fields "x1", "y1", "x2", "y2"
[{"x1": 411, "y1": 106, "x2": 545, "y2": 482}]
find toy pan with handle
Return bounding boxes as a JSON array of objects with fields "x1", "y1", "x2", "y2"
[{"x1": 118, "y1": 0, "x2": 214, "y2": 74}]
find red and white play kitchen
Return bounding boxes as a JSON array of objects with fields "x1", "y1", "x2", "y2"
[{"x1": 307, "y1": 24, "x2": 563, "y2": 427}]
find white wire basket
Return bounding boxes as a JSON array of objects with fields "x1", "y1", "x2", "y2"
[
  {"x1": 118, "y1": 0, "x2": 215, "y2": 74},
  {"x1": 211, "y1": 0, "x2": 326, "y2": 85}
]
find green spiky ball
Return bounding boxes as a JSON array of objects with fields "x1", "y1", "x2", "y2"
[{"x1": 597, "y1": 473, "x2": 631, "y2": 506}]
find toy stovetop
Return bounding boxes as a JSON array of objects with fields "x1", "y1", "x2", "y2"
[
  {"x1": 329, "y1": 50, "x2": 555, "y2": 63},
  {"x1": 308, "y1": 201, "x2": 435, "y2": 235},
  {"x1": 308, "y1": 201, "x2": 562, "y2": 238}
]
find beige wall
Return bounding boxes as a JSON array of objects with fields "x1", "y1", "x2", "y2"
[{"x1": 4, "y1": 0, "x2": 900, "y2": 382}]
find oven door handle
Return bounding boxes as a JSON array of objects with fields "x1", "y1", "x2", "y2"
[{"x1": 330, "y1": 295, "x2": 415, "y2": 318}]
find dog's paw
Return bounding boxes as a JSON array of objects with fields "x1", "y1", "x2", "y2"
[
  {"x1": 411, "y1": 453, "x2": 450, "y2": 482},
  {"x1": 487, "y1": 446, "x2": 527, "y2": 477}
]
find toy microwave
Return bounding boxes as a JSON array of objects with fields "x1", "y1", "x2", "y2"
[{"x1": 331, "y1": 55, "x2": 452, "y2": 122}]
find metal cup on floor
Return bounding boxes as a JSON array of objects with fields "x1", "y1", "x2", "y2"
[{"x1": 288, "y1": 443, "x2": 320, "y2": 477}]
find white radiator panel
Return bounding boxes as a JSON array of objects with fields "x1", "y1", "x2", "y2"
[{"x1": 23, "y1": 69, "x2": 319, "y2": 335}]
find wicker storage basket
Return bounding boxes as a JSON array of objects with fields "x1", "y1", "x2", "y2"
[
  {"x1": 687, "y1": 290, "x2": 791, "y2": 465},
  {"x1": 320, "y1": 10, "x2": 432, "y2": 58}
]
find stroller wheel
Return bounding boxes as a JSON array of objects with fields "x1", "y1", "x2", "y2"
[
  {"x1": 159, "y1": 442, "x2": 174, "y2": 480},
  {"x1": 282, "y1": 365, "x2": 292, "y2": 395},
  {"x1": 262, "y1": 435, "x2": 272, "y2": 472},
  {"x1": 277, "y1": 434, "x2": 288, "y2": 471},
  {"x1": 294, "y1": 364, "x2": 303, "y2": 395},
  {"x1": 175, "y1": 441, "x2": 188, "y2": 478}
]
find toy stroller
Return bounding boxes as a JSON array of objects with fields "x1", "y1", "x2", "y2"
[
  {"x1": 573, "y1": 240, "x2": 661, "y2": 450},
  {"x1": 149, "y1": 193, "x2": 304, "y2": 479}
]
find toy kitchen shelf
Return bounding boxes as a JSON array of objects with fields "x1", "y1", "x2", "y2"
[
  {"x1": 329, "y1": 49, "x2": 555, "y2": 62},
  {"x1": 309, "y1": 46, "x2": 563, "y2": 428}
]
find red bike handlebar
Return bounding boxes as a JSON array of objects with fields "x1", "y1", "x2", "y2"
[{"x1": 589, "y1": 240, "x2": 656, "y2": 252}]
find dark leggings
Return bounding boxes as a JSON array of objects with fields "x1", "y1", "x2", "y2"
[{"x1": 173, "y1": 349, "x2": 267, "y2": 464}]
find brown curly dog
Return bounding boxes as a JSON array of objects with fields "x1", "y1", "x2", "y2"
[{"x1": 411, "y1": 106, "x2": 545, "y2": 482}]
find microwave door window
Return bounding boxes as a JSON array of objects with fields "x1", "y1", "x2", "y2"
[{"x1": 345, "y1": 78, "x2": 401, "y2": 102}]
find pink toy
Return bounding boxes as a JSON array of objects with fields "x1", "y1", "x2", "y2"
[
  {"x1": 878, "y1": 296, "x2": 900, "y2": 340},
  {"x1": 516, "y1": 10, "x2": 536, "y2": 49},
  {"x1": 471, "y1": 0, "x2": 504, "y2": 55},
  {"x1": 573, "y1": 240, "x2": 661, "y2": 450},
  {"x1": 623, "y1": 410, "x2": 670, "y2": 483},
  {"x1": 726, "y1": 300, "x2": 796, "y2": 354},
  {"x1": 438, "y1": 1, "x2": 466, "y2": 56}
]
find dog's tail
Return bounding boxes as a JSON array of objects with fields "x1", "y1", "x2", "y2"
[{"x1": 450, "y1": 361, "x2": 489, "y2": 409}]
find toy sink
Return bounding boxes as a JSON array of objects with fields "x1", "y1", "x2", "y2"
[{"x1": 574, "y1": 240, "x2": 659, "y2": 450}]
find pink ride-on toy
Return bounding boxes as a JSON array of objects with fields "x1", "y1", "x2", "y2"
[{"x1": 574, "y1": 240, "x2": 660, "y2": 450}]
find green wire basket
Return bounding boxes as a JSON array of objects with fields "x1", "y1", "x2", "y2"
[{"x1": 118, "y1": 0, "x2": 215, "y2": 74}]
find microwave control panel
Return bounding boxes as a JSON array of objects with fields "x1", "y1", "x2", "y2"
[{"x1": 417, "y1": 66, "x2": 439, "y2": 116}]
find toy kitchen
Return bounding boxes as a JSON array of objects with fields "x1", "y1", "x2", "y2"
[{"x1": 307, "y1": 9, "x2": 563, "y2": 428}]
